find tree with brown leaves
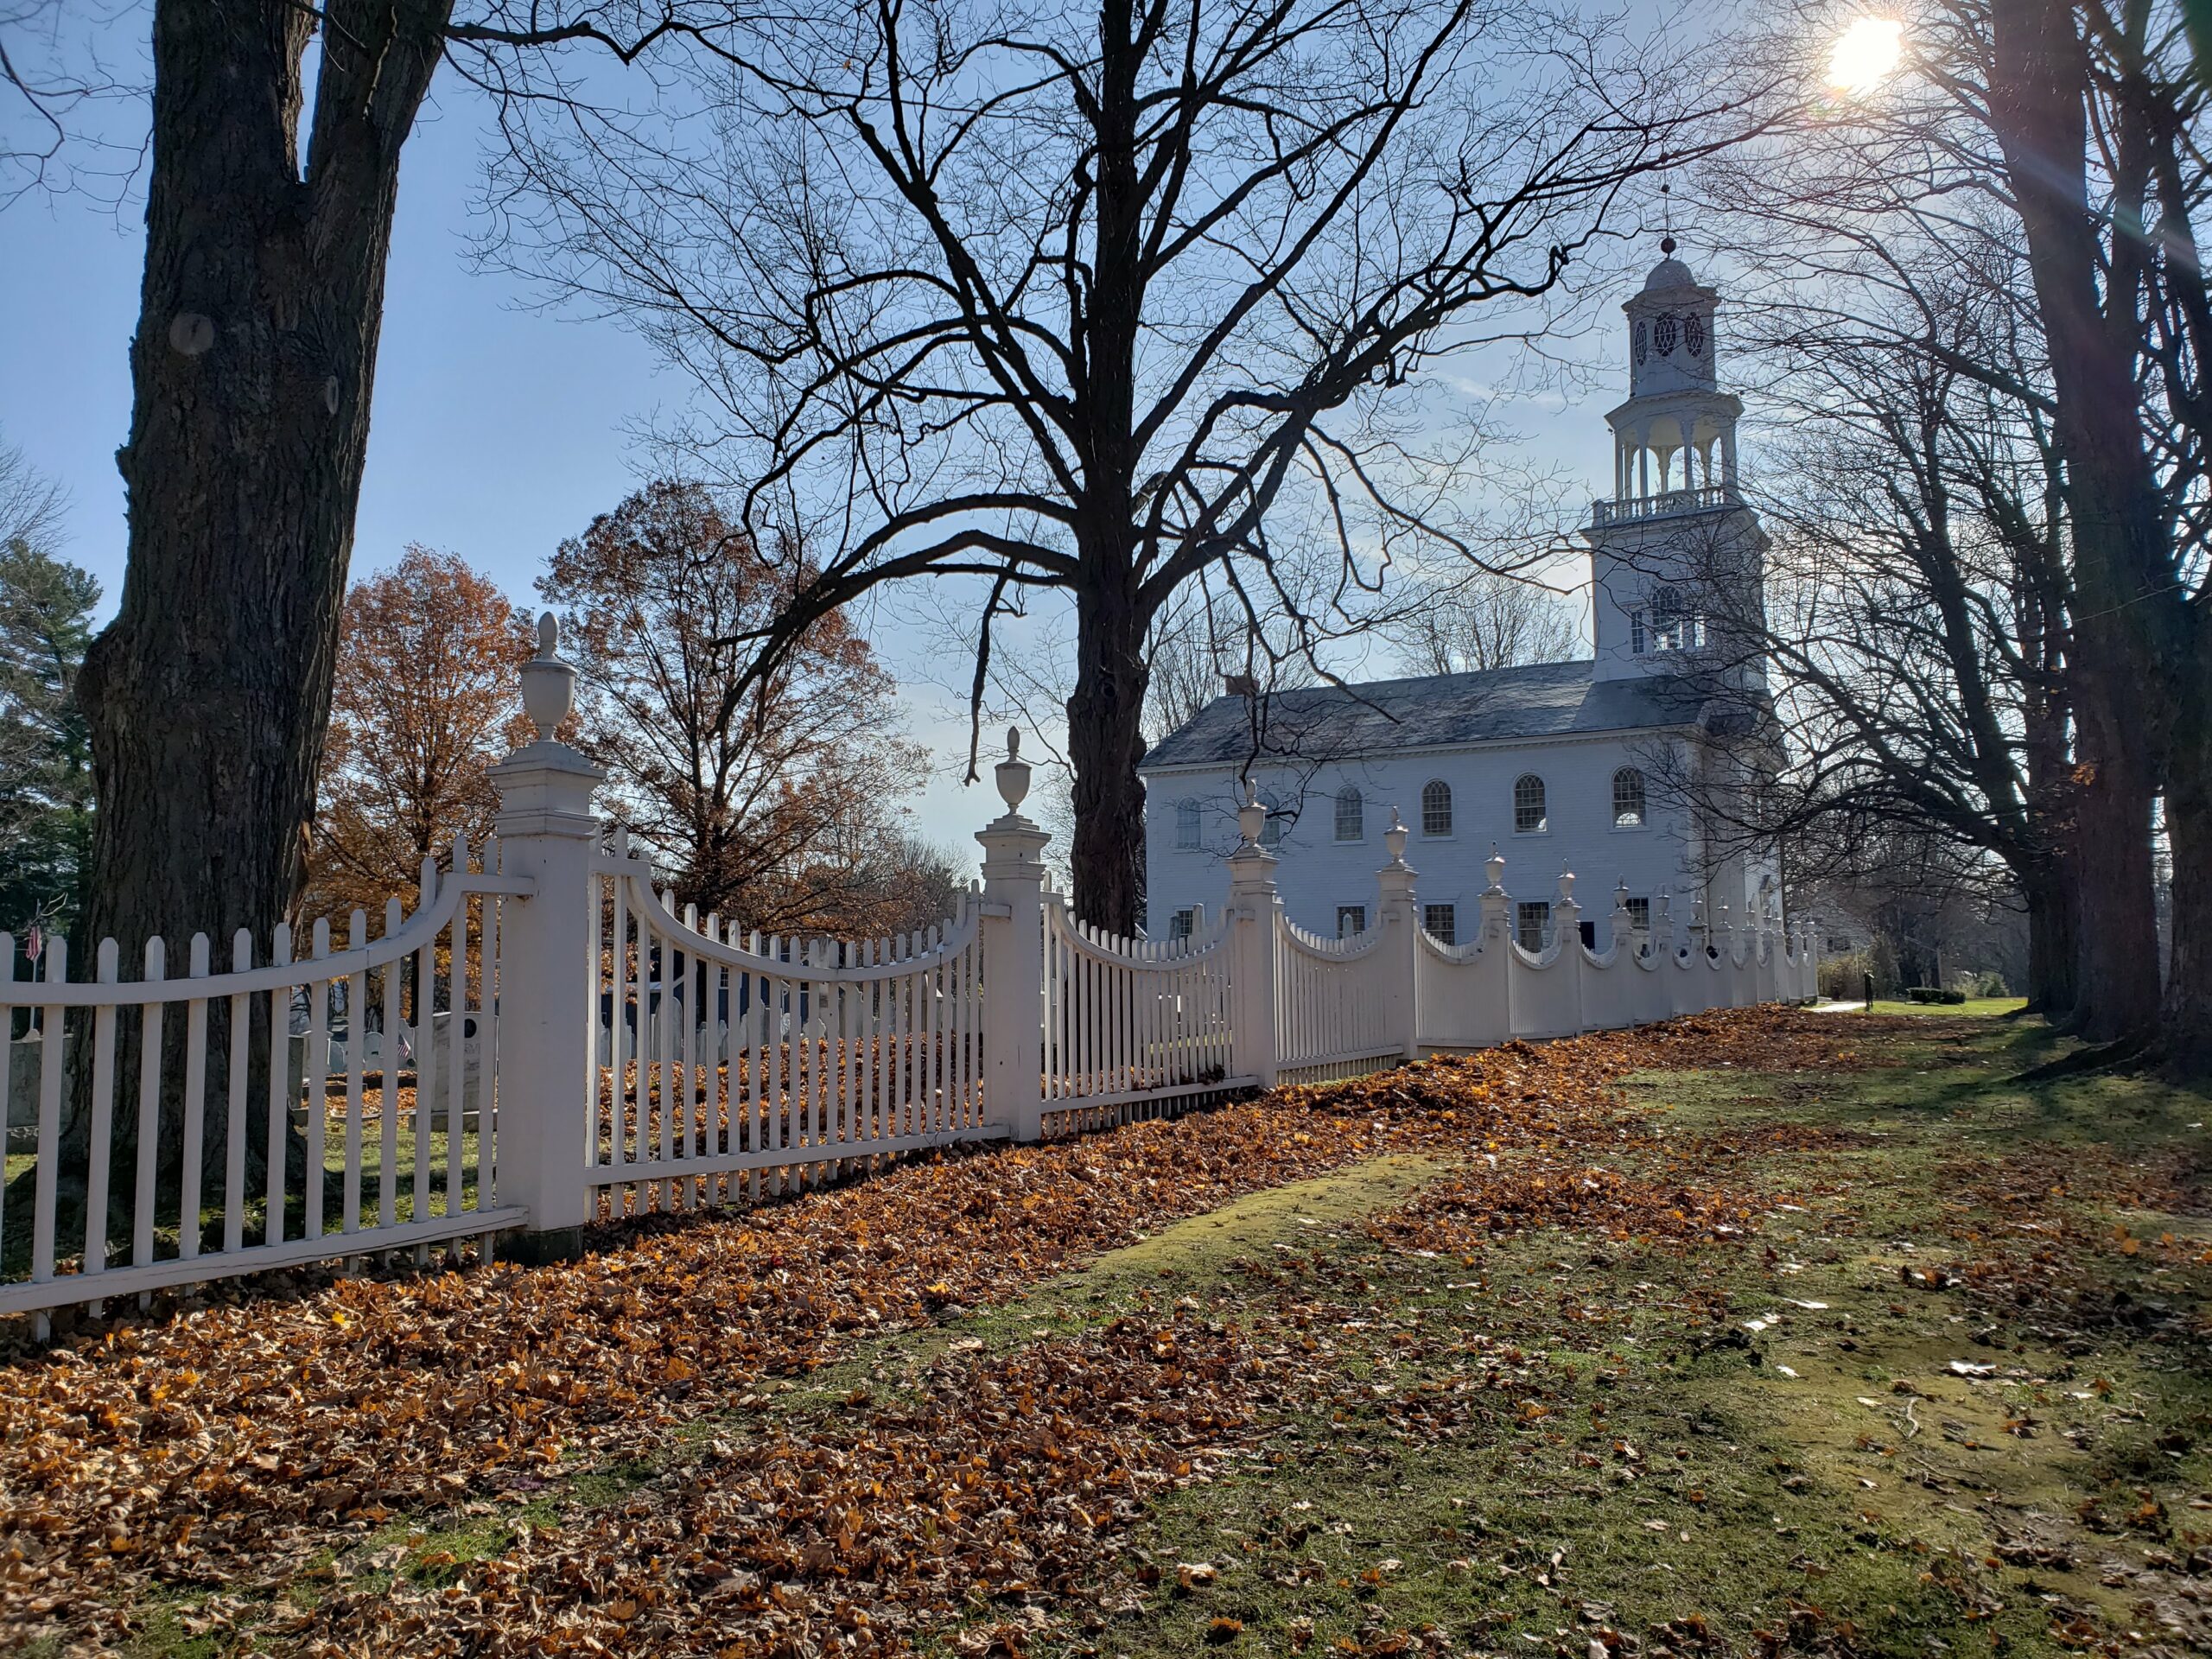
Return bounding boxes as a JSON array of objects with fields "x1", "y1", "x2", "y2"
[
  {"x1": 306, "y1": 545, "x2": 534, "y2": 922},
  {"x1": 539, "y1": 481, "x2": 933, "y2": 936}
]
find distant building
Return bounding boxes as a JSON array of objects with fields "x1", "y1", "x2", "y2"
[{"x1": 1141, "y1": 245, "x2": 1783, "y2": 948}]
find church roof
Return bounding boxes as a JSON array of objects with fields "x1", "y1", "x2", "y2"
[
  {"x1": 1642, "y1": 254, "x2": 1697, "y2": 292},
  {"x1": 1141, "y1": 658, "x2": 1727, "y2": 771}
]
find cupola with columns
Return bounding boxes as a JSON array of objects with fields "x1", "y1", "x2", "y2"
[
  {"x1": 1604, "y1": 237, "x2": 1741, "y2": 509},
  {"x1": 1584, "y1": 238, "x2": 1766, "y2": 686}
]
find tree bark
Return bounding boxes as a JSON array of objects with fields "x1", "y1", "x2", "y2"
[
  {"x1": 2162, "y1": 697, "x2": 2212, "y2": 1071},
  {"x1": 1988, "y1": 0, "x2": 2171, "y2": 1047},
  {"x1": 61, "y1": 0, "x2": 451, "y2": 1216},
  {"x1": 1065, "y1": 582, "x2": 1152, "y2": 936},
  {"x1": 2020, "y1": 849, "x2": 2080, "y2": 1019}
]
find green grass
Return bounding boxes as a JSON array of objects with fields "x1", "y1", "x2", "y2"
[{"x1": 1861, "y1": 996, "x2": 2028, "y2": 1017}]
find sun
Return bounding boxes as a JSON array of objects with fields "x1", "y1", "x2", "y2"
[{"x1": 1828, "y1": 16, "x2": 1904, "y2": 95}]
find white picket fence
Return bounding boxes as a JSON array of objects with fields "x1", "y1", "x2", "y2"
[
  {"x1": 0, "y1": 623, "x2": 1819, "y2": 1324},
  {"x1": 587, "y1": 844, "x2": 990, "y2": 1217},
  {"x1": 0, "y1": 845, "x2": 527, "y2": 1326}
]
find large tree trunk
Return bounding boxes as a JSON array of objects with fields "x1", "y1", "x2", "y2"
[
  {"x1": 1065, "y1": 582, "x2": 1151, "y2": 936},
  {"x1": 2163, "y1": 698, "x2": 2212, "y2": 1072},
  {"x1": 59, "y1": 0, "x2": 450, "y2": 1224},
  {"x1": 2020, "y1": 849, "x2": 2080, "y2": 1020},
  {"x1": 1989, "y1": 0, "x2": 2172, "y2": 1049},
  {"x1": 2064, "y1": 734, "x2": 2163, "y2": 1044}
]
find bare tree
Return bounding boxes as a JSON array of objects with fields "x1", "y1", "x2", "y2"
[
  {"x1": 0, "y1": 432, "x2": 67, "y2": 551},
  {"x1": 486, "y1": 0, "x2": 1764, "y2": 929},
  {"x1": 1982, "y1": 0, "x2": 2212, "y2": 1064},
  {"x1": 1379, "y1": 567, "x2": 1579, "y2": 676}
]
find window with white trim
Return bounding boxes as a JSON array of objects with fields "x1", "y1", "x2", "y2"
[
  {"x1": 1516, "y1": 899, "x2": 1551, "y2": 950},
  {"x1": 1513, "y1": 772, "x2": 1548, "y2": 835},
  {"x1": 1649, "y1": 585, "x2": 1704, "y2": 652},
  {"x1": 1612, "y1": 767, "x2": 1647, "y2": 829},
  {"x1": 1421, "y1": 779, "x2": 1452, "y2": 837},
  {"x1": 1175, "y1": 798, "x2": 1202, "y2": 849},
  {"x1": 1423, "y1": 903, "x2": 1457, "y2": 945},
  {"x1": 1333, "y1": 785, "x2": 1363, "y2": 842},
  {"x1": 1624, "y1": 896, "x2": 1651, "y2": 934},
  {"x1": 1336, "y1": 905, "x2": 1368, "y2": 938},
  {"x1": 1259, "y1": 790, "x2": 1284, "y2": 847},
  {"x1": 1169, "y1": 906, "x2": 1197, "y2": 941}
]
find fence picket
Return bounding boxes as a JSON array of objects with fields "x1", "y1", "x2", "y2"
[
  {"x1": 223, "y1": 931, "x2": 249, "y2": 1255},
  {"x1": 307, "y1": 918, "x2": 330, "y2": 1242},
  {"x1": 84, "y1": 939, "x2": 119, "y2": 1281},
  {"x1": 380, "y1": 899, "x2": 402, "y2": 1230},
  {"x1": 133, "y1": 938, "x2": 166, "y2": 1276},
  {"x1": 345, "y1": 911, "x2": 366, "y2": 1234},
  {"x1": 180, "y1": 935, "x2": 209, "y2": 1261}
]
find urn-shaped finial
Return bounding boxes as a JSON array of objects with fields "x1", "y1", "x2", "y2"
[
  {"x1": 1236, "y1": 781, "x2": 1268, "y2": 849},
  {"x1": 1556, "y1": 864, "x2": 1577, "y2": 906},
  {"x1": 520, "y1": 610, "x2": 576, "y2": 741},
  {"x1": 1613, "y1": 877, "x2": 1632, "y2": 914},
  {"x1": 995, "y1": 728, "x2": 1031, "y2": 813},
  {"x1": 1383, "y1": 807, "x2": 1408, "y2": 864},
  {"x1": 1483, "y1": 842, "x2": 1506, "y2": 894}
]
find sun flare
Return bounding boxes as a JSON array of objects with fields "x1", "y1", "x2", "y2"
[{"x1": 1828, "y1": 16, "x2": 1904, "y2": 95}]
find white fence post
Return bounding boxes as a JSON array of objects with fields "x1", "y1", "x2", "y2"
[
  {"x1": 1375, "y1": 809, "x2": 1421, "y2": 1061},
  {"x1": 1479, "y1": 847, "x2": 1511, "y2": 953},
  {"x1": 976, "y1": 731, "x2": 1050, "y2": 1143},
  {"x1": 486, "y1": 614, "x2": 606, "y2": 1261},
  {"x1": 1224, "y1": 787, "x2": 1281, "y2": 1089}
]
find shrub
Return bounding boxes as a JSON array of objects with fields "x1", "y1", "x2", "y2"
[
  {"x1": 1969, "y1": 970, "x2": 2009, "y2": 998},
  {"x1": 1904, "y1": 985, "x2": 1967, "y2": 1005}
]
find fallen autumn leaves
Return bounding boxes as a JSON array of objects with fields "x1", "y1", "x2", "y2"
[{"x1": 0, "y1": 1007, "x2": 1874, "y2": 1654}]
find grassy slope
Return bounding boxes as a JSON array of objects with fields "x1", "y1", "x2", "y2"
[
  {"x1": 50, "y1": 1011, "x2": 2212, "y2": 1658},
  {"x1": 1045, "y1": 1017, "x2": 2210, "y2": 1659}
]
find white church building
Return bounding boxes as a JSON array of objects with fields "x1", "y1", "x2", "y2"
[{"x1": 1141, "y1": 245, "x2": 1783, "y2": 950}]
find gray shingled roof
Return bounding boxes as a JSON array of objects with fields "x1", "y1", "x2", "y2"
[{"x1": 1141, "y1": 659, "x2": 1724, "y2": 771}]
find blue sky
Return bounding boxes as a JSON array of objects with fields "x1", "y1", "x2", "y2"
[{"x1": 0, "y1": 11, "x2": 1650, "y2": 855}]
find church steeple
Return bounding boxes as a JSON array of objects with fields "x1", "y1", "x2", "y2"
[
  {"x1": 1584, "y1": 240, "x2": 1766, "y2": 686},
  {"x1": 1606, "y1": 241, "x2": 1741, "y2": 505}
]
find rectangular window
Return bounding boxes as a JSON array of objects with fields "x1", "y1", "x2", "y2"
[
  {"x1": 1516, "y1": 900, "x2": 1550, "y2": 951},
  {"x1": 1175, "y1": 799, "x2": 1202, "y2": 850},
  {"x1": 1630, "y1": 609, "x2": 1647, "y2": 654},
  {"x1": 1624, "y1": 896, "x2": 1651, "y2": 935},
  {"x1": 1336, "y1": 906, "x2": 1368, "y2": 938},
  {"x1": 1170, "y1": 907, "x2": 1197, "y2": 942},
  {"x1": 1423, "y1": 903, "x2": 1456, "y2": 945}
]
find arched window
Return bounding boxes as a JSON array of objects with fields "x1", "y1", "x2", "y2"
[
  {"x1": 1421, "y1": 779, "x2": 1453, "y2": 837},
  {"x1": 1612, "y1": 768, "x2": 1647, "y2": 829},
  {"x1": 1175, "y1": 798, "x2": 1202, "y2": 849},
  {"x1": 1333, "y1": 785, "x2": 1363, "y2": 842},
  {"x1": 1513, "y1": 773, "x2": 1548, "y2": 835},
  {"x1": 1258, "y1": 790, "x2": 1284, "y2": 848}
]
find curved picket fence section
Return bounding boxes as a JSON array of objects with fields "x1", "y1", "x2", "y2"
[
  {"x1": 1040, "y1": 894, "x2": 1243, "y2": 1135},
  {"x1": 3, "y1": 645, "x2": 1823, "y2": 1332},
  {"x1": 1274, "y1": 915, "x2": 1400, "y2": 1082},
  {"x1": 588, "y1": 849, "x2": 993, "y2": 1218},
  {"x1": 0, "y1": 838, "x2": 528, "y2": 1325},
  {"x1": 1414, "y1": 922, "x2": 1510, "y2": 1052}
]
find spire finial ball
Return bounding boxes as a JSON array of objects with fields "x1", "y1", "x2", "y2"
[{"x1": 1660, "y1": 234, "x2": 1677, "y2": 255}]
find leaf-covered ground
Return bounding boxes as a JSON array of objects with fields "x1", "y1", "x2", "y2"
[{"x1": 2, "y1": 1007, "x2": 2206, "y2": 1659}]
